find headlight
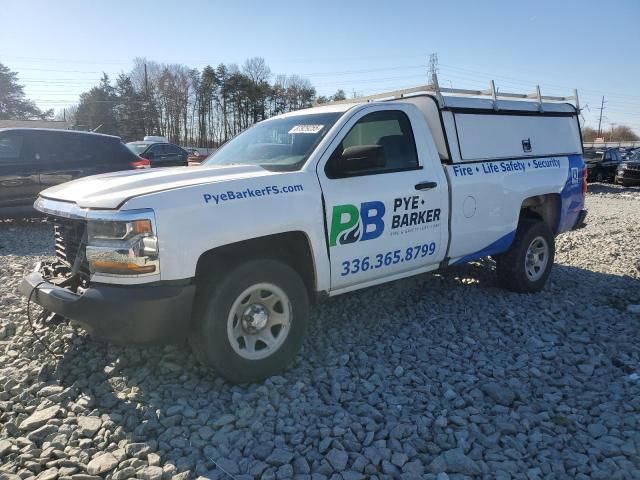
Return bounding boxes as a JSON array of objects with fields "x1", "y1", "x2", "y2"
[
  {"x1": 619, "y1": 163, "x2": 628, "y2": 170},
  {"x1": 86, "y1": 214, "x2": 159, "y2": 276}
]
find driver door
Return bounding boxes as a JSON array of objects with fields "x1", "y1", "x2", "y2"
[{"x1": 316, "y1": 105, "x2": 447, "y2": 291}]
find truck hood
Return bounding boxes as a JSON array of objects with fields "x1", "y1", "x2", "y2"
[{"x1": 39, "y1": 165, "x2": 275, "y2": 209}]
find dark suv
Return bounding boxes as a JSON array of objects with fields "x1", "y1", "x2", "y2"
[
  {"x1": 126, "y1": 141, "x2": 189, "y2": 167},
  {"x1": 616, "y1": 149, "x2": 640, "y2": 186},
  {"x1": 0, "y1": 128, "x2": 149, "y2": 217},
  {"x1": 584, "y1": 147, "x2": 622, "y2": 183}
]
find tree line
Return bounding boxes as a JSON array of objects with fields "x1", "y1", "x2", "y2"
[
  {"x1": 581, "y1": 125, "x2": 639, "y2": 142},
  {"x1": 3, "y1": 60, "x2": 637, "y2": 146},
  {"x1": 72, "y1": 57, "x2": 345, "y2": 146}
]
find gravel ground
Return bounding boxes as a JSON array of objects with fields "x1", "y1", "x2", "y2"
[{"x1": 1, "y1": 184, "x2": 639, "y2": 480}]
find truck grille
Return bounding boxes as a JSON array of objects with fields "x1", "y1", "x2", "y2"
[{"x1": 51, "y1": 218, "x2": 90, "y2": 278}]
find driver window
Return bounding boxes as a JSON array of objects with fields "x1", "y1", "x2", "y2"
[{"x1": 326, "y1": 110, "x2": 418, "y2": 177}]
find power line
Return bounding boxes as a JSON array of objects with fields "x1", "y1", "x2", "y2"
[
  {"x1": 5, "y1": 51, "x2": 639, "y2": 100},
  {"x1": 11, "y1": 59, "x2": 640, "y2": 104},
  {"x1": 298, "y1": 64, "x2": 427, "y2": 77},
  {"x1": 439, "y1": 63, "x2": 640, "y2": 100},
  {"x1": 13, "y1": 67, "x2": 123, "y2": 74},
  {"x1": 7, "y1": 55, "x2": 637, "y2": 132}
]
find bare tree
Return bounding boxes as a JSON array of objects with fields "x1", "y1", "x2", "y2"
[
  {"x1": 242, "y1": 57, "x2": 271, "y2": 84},
  {"x1": 583, "y1": 124, "x2": 639, "y2": 142},
  {"x1": 54, "y1": 104, "x2": 78, "y2": 122},
  {"x1": 71, "y1": 57, "x2": 317, "y2": 147}
]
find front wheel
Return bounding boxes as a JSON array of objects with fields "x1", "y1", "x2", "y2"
[
  {"x1": 190, "y1": 259, "x2": 309, "y2": 383},
  {"x1": 495, "y1": 219, "x2": 555, "y2": 293}
]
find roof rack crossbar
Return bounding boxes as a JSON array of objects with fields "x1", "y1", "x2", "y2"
[{"x1": 323, "y1": 74, "x2": 580, "y2": 110}]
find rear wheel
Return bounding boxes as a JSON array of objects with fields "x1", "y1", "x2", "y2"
[
  {"x1": 495, "y1": 219, "x2": 555, "y2": 293},
  {"x1": 189, "y1": 258, "x2": 309, "y2": 383}
]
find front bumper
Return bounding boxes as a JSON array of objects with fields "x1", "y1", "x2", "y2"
[
  {"x1": 20, "y1": 267, "x2": 196, "y2": 345},
  {"x1": 616, "y1": 169, "x2": 640, "y2": 185}
]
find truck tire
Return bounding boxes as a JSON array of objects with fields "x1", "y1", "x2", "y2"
[
  {"x1": 495, "y1": 219, "x2": 555, "y2": 293},
  {"x1": 190, "y1": 258, "x2": 309, "y2": 383}
]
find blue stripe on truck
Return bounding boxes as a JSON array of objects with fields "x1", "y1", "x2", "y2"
[
  {"x1": 556, "y1": 154, "x2": 585, "y2": 233},
  {"x1": 452, "y1": 230, "x2": 516, "y2": 265}
]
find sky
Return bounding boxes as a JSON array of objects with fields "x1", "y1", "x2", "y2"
[{"x1": 1, "y1": 0, "x2": 639, "y2": 134}]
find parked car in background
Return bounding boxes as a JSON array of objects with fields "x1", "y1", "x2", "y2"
[
  {"x1": 0, "y1": 128, "x2": 149, "y2": 217},
  {"x1": 621, "y1": 147, "x2": 638, "y2": 160},
  {"x1": 584, "y1": 147, "x2": 622, "y2": 183},
  {"x1": 126, "y1": 140, "x2": 189, "y2": 168},
  {"x1": 616, "y1": 149, "x2": 640, "y2": 186},
  {"x1": 185, "y1": 148, "x2": 209, "y2": 165}
]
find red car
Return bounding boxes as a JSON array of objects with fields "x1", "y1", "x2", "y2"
[{"x1": 186, "y1": 148, "x2": 209, "y2": 165}]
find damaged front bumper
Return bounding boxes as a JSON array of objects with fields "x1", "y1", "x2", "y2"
[{"x1": 20, "y1": 261, "x2": 195, "y2": 345}]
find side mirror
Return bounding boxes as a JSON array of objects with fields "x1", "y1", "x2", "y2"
[
  {"x1": 141, "y1": 152, "x2": 153, "y2": 160},
  {"x1": 330, "y1": 145, "x2": 386, "y2": 176}
]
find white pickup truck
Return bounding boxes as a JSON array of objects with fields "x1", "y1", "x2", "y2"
[{"x1": 22, "y1": 79, "x2": 587, "y2": 383}]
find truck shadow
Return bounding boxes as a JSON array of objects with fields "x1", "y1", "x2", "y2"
[{"x1": 43, "y1": 260, "x2": 640, "y2": 477}]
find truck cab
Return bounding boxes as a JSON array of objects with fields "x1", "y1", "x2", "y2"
[{"x1": 22, "y1": 78, "x2": 587, "y2": 383}]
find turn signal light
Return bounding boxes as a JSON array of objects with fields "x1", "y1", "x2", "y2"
[
  {"x1": 89, "y1": 260, "x2": 156, "y2": 275},
  {"x1": 131, "y1": 219, "x2": 152, "y2": 235}
]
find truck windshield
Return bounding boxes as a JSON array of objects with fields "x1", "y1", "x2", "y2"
[{"x1": 204, "y1": 112, "x2": 342, "y2": 171}]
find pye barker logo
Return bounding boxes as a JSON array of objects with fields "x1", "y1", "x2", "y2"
[{"x1": 329, "y1": 201, "x2": 385, "y2": 246}]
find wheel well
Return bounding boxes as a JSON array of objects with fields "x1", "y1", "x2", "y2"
[
  {"x1": 520, "y1": 194, "x2": 560, "y2": 232},
  {"x1": 195, "y1": 231, "x2": 317, "y2": 300}
]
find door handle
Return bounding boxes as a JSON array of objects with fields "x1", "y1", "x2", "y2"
[{"x1": 415, "y1": 181, "x2": 437, "y2": 191}]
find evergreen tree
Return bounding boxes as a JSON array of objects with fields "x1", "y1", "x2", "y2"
[
  {"x1": 75, "y1": 74, "x2": 119, "y2": 135},
  {"x1": 0, "y1": 62, "x2": 52, "y2": 120},
  {"x1": 332, "y1": 89, "x2": 346, "y2": 101},
  {"x1": 114, "y1": 74, "x2": 145, "y2": 141}
]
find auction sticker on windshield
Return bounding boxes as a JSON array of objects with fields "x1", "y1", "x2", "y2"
[{"x1": 288, "y1": 125, "x2": 324, "y2": 134}]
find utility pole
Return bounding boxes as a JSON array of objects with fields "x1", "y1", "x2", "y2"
[
  {"x1": 597, "y1": 96, "x2": 605, "y2": 138},
  {"x1": 144, "y1": 63, "x2": 150, "y2": 135},
  {"x1": 428, "y1": 53, "x2": 439, "y2": 84}
]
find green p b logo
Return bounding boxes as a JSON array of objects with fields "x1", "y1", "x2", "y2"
[{"x1": 329, "y1": 201, "x2": 385, "y2": 246}]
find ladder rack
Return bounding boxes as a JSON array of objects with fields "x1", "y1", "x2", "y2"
[{"x1": 325, "y1": 73, "x2": 580, "y2": 112}]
